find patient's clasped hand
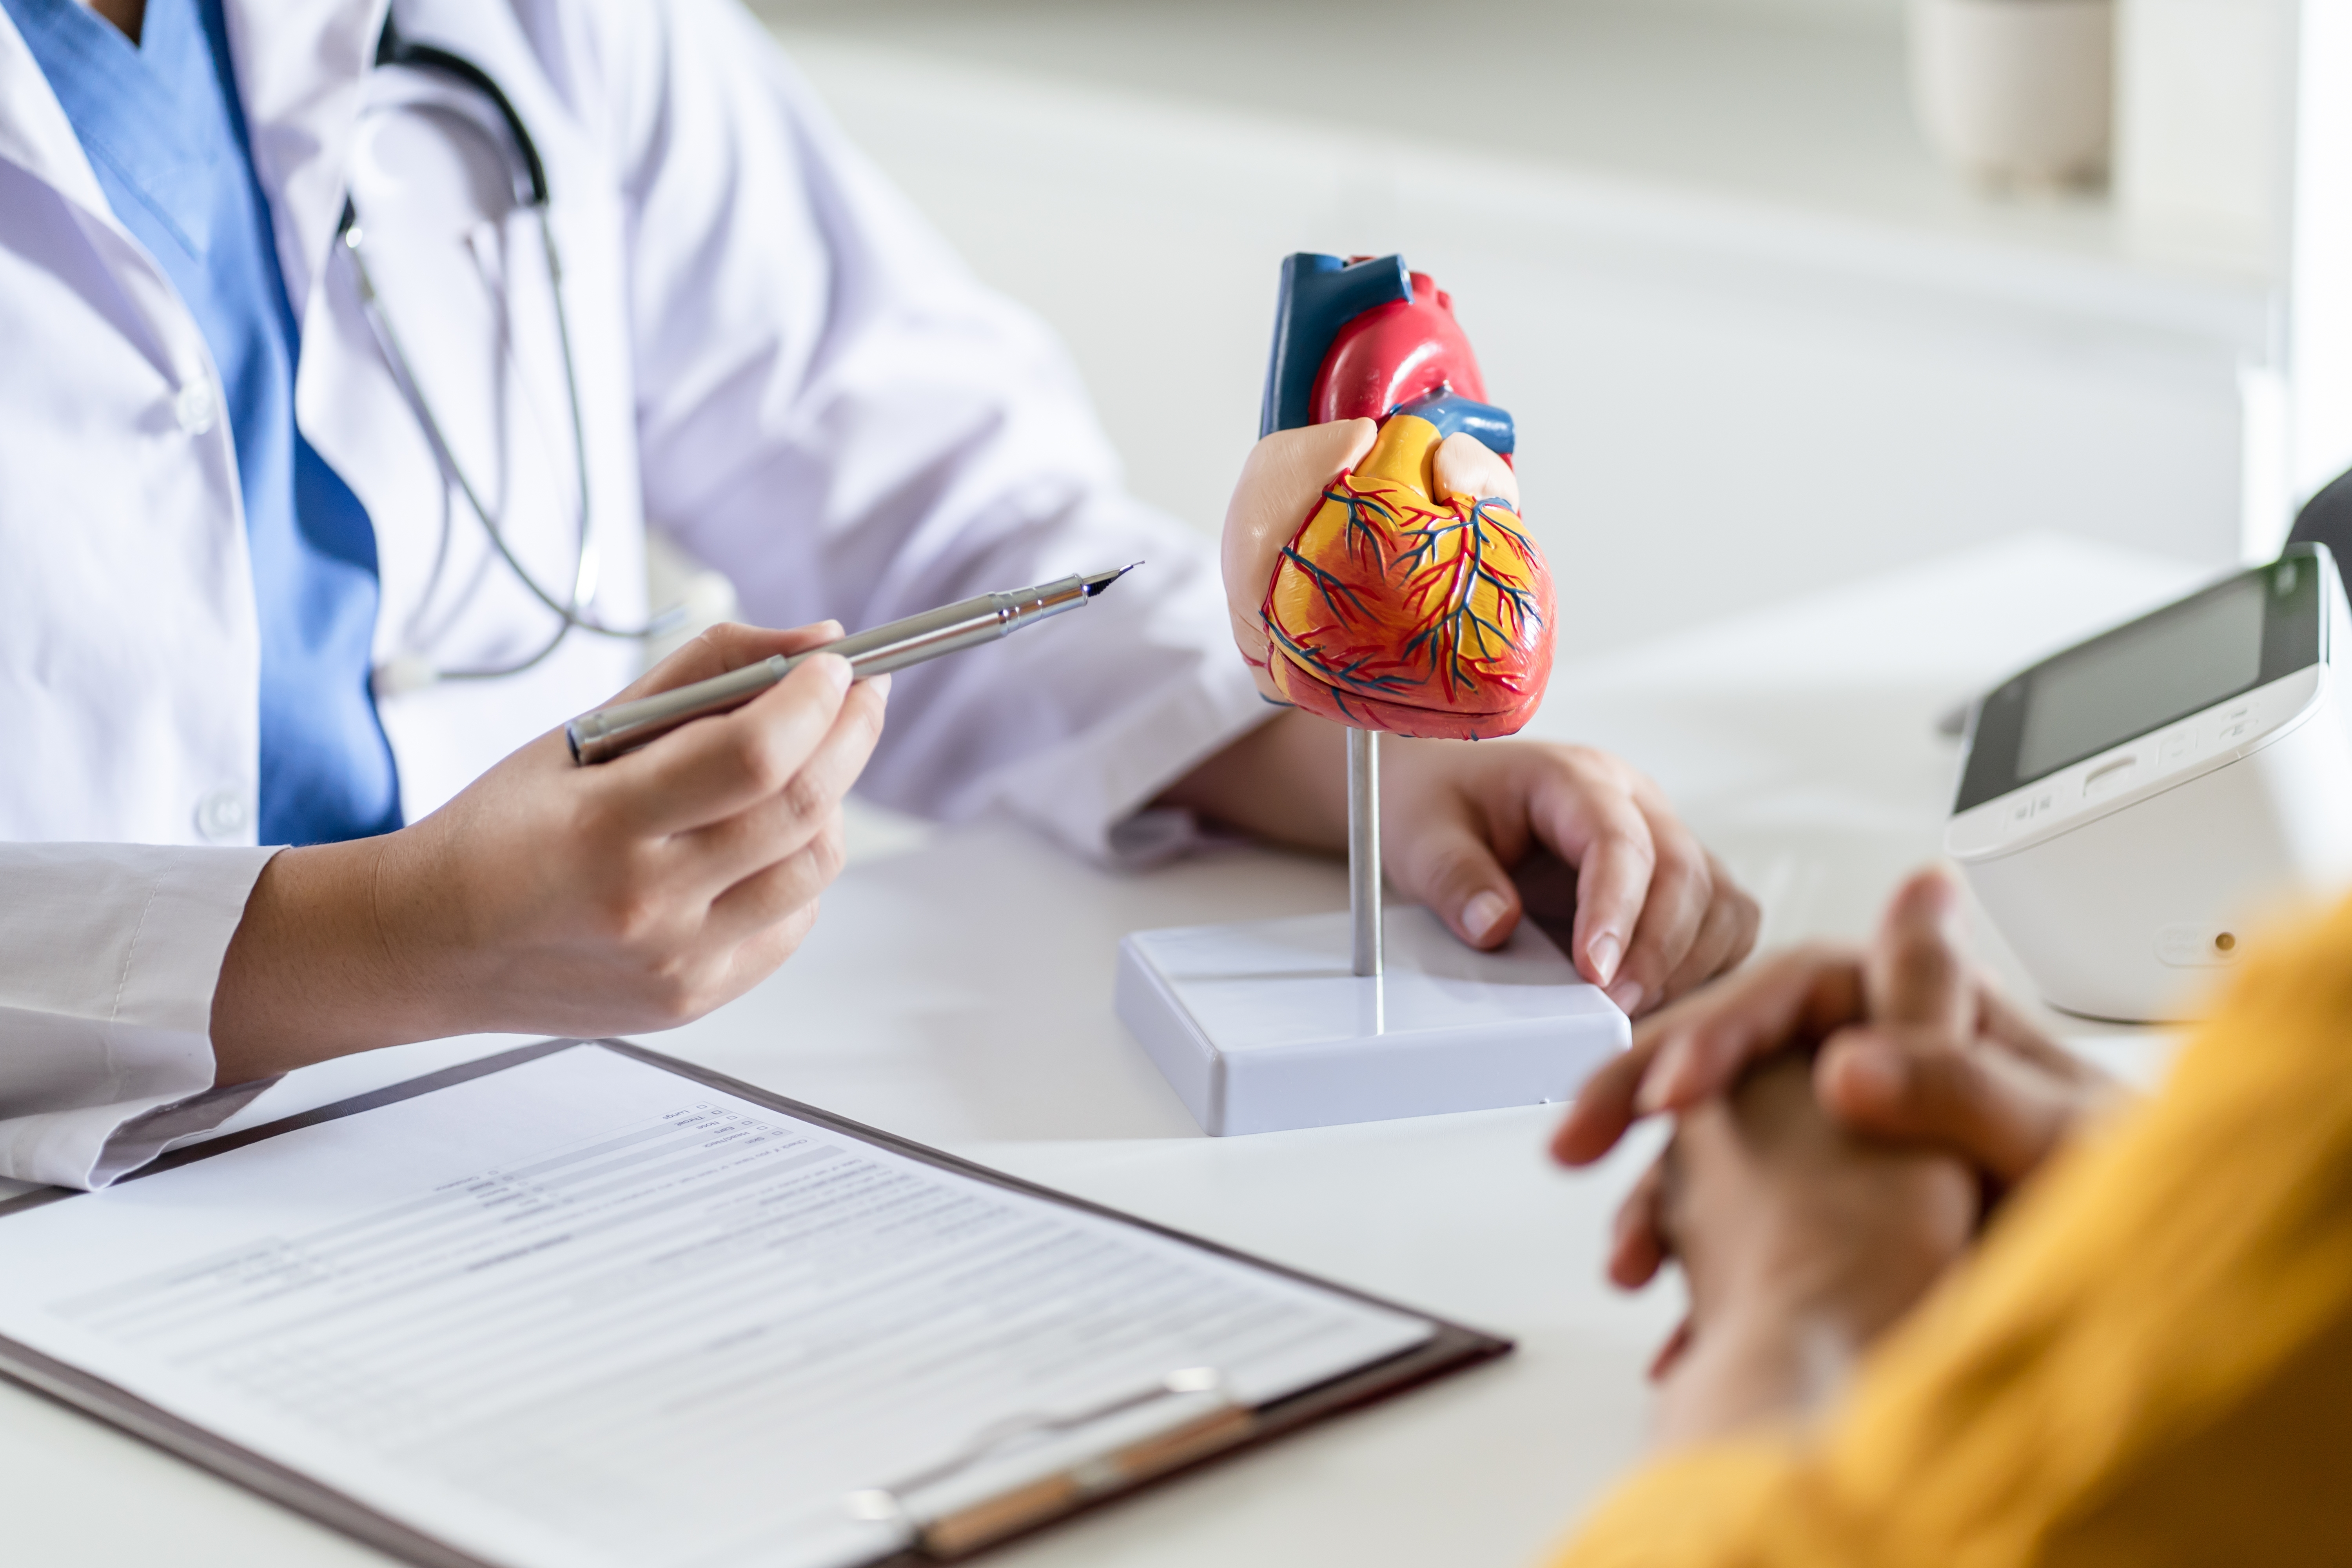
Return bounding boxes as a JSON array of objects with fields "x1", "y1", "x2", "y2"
[{"x1": 1548, "y1": 869, "x2": 2352, "y2": 1564}]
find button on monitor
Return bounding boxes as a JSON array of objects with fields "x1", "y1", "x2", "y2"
[
  {"x1": 2158, "y1": 923, "x2": 2241, "y2": 967},
  {"x1": 2083, "y1": 757, "x2": 2138, "y2": 798}
]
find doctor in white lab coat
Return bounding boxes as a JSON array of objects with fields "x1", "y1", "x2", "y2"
[{"x1": 0, "y1": 0, "x2": 1759, "y2": 1189}]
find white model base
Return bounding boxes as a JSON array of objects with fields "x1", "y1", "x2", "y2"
[{"x1": 1115, "y1": 906, "x2": 1628, "y2": 1137}]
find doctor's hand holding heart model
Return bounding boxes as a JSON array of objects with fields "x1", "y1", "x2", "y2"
[{"x1": 0, "y1": 0, "x2": 1757, "y2": 1188}]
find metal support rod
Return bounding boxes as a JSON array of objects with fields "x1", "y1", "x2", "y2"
[{"x1": 1348, "y1": 727, "x2": 1382, "y2": 977}]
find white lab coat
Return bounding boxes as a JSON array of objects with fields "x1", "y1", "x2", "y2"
[{"x1": 0, "y1": 0, "x2": 1265, "y2": 1188}]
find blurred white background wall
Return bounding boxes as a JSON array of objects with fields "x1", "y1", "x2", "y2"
[{"x1": 739, "y1": 0, "x2": 2331, "y2": 661}]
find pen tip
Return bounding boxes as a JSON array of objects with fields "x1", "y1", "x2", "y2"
[{"x1": 1082, "y1": 562, "x2": 1143, "y2": 597}]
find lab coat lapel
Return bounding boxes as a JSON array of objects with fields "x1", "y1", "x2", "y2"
[
  {"x1": 0, "y1": 6, "x2": 109, "y2": 220},
  {"x1": 0, "y1": 4, "x2": 218, "y2": 386},
  {"x1": 217, "y1": 0, "x2": 386, "y2": 324}
]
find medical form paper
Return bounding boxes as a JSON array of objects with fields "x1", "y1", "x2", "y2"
[{"x1": 0, "y1": 1043, "x2": 1492, "y2": 1568}]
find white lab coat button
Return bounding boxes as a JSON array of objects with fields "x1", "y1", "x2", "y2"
[
  {"x1": 195, "y1": 787, "x2": 252, "y2": 843},
  {"x1": 174, "y1": 381, "x2": 217, "y2": 436}
]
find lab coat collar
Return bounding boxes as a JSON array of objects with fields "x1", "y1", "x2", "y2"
[
  {"x1": 0, "y1": 4, "x2": 201, "y2": 381},
  {"x1": 0, "y1": 0, "x2": 383, "y2": 330},
  {"x1": 218, "y1": 0, "x2": 388, "y2": 323},
  {"x1": 0, "y1": 5, "x2": 111, "y2": 224}
]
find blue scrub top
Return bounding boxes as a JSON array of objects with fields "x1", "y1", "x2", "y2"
[{"x1": 4, "y1": 0, "x2": 402, "y2": 846}]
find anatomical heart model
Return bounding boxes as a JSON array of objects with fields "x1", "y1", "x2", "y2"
[
  {"x1": 1113, "y1": 256, "x2": 1617, "y2": 1137},
  {"x1": 1225, "y1": 253, "x2": 1554, "y2": 740}
]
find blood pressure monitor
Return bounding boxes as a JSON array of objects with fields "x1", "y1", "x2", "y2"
[{"x1": 1947, "y1": 544, "x2": 2352, "y2": 1022}]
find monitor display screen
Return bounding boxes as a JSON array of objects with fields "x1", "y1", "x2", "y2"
[
  {"x1": 2016, "y1": 574, "x2": 2266, "y2": 781},
  {"x1": 1952, "y1": 550, "x2": 2324, "y2": 815}
]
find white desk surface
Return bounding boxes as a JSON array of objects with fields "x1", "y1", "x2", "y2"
[{"x1": 0, "y1": 534, "x2": 2210, "y2": 1568}]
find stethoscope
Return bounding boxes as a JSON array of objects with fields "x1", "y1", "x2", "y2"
[{"x1": 340, "y1": 17, "x2": 682, "y2": 692}]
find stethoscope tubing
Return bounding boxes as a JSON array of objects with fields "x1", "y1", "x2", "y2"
[{"x1": 344, "y1": 17, "x2": 682, "y2": 687}]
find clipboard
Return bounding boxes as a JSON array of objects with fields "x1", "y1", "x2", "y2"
[{"x1": 0, "y1": 1039, "x2": 1510, "y2": 1568}]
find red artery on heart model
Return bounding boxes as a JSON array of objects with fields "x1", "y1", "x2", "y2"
[{"x1": 1241, "y1": 254, "x2": 1554, "y2": 741}]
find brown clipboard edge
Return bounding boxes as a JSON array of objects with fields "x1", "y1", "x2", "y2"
[{"x1": 0, "y1": 1038, "x2": 1515, "y2": 1568}]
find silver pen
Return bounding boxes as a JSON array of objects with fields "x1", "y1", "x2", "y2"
[{"x1": 566, "y1": 564, "x2": 1140, "y2": 764}]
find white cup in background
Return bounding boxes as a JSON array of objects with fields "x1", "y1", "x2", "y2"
[{"x1": 1910, "y1": 0, "x2": 2116, "y2": 189}]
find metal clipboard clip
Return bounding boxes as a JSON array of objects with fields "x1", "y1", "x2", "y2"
[{"x1": 843, "y1": 1366, "x2": 1256, "y2": 1559}]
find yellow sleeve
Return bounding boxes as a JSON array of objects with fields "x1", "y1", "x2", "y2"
[{"x1": 1553, "y1": 894, "x2": 2352, "y2": 1568}]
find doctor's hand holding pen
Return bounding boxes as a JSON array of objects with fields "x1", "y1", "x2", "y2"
[{"x1": 206, "y1": 622, "x2": 888, "y2": 1086}]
